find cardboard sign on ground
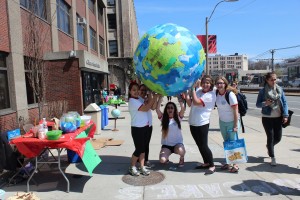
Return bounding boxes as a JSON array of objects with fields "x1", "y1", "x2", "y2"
[{"x1": 91, "y1": 138, "x2": 124, "y2": 150}]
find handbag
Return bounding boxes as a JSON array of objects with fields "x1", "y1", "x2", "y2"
[
  {"x1": 223, "y1": 131, "x2": 248, "y2": 164},
  {"x1": 282, "y1": 110, "x2": 293, "y2": 128}
]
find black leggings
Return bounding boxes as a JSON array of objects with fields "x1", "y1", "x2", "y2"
[
  {"x1": 262, "y1": 117, "x2": 282, "y2": 158},
  {"x1": 144, "y1": 126, "x2": 153, "y2": 162},
  {"x1": 190, "y1": 124, "x2": 214, "y2": 167},
  {"x1": 131, "y1": 126, "x2": 148, "y2": 157}
]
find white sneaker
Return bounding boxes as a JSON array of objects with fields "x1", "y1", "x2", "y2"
[
  {"x1": 271, "y1": 157, "x2": 277, "y2": 166},
  {"x1": 129, "y1": 166, "x2": 139, "y2": 176},
  {"x1": 139, "y1": 166, "x2": 150, "y2": 176}
]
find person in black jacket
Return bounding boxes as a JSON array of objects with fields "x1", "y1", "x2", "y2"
[{"x1": 0, "y1": 131, "x2": 18, "y2": 172}]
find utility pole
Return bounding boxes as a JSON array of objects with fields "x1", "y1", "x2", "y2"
[{"x1": 270, "y1": 49, "x2": 275, "y2": 72}]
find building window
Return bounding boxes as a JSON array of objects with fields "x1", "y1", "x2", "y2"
[
  {"x1": 0, "y1": 53, "x2": 10, "y2": 110},
  {"x1": 88, "y1": 0, "x2": 95, "y2": 13},
  {"x1": 90, "y1": 27, "x2": 97, "y2": 51},
  {"x1": 109, "y1": 40, "x2": 118, "y2": 57},
  {"x1": 107, "y1": 0, "x2": 115, "y2": 6},
  {"x1": 57, "y1": 0, "x2": 71, "y2": 34},
  {"x1": 77, "y1": 14, "x2": 86, "y2": 44},
  {"x1": 107, "y1": 14, "x2": 116, "y2": 29},
  {"x1": 20, "y1": 0, "x2": 47, "y2": 20},
  {"x1": 99, "y1": 36, "x2": 105, "y2": 56},
  {"x1": 97, "y1": 4, "x2": 103, "y2": 23},
  {"x1": 24, "y1": 57, "x2": 40, "y2": 105}
]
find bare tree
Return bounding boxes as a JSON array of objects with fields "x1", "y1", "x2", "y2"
[{"x1": 23, "y1": 1, "x2": 54, "y2": 120}]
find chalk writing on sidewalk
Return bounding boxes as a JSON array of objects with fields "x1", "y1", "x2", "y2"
[{"x1": 115, "y1": 178, "x2": 300, "y2": 199}]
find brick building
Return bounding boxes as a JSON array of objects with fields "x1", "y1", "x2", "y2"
[{"x1": 0, "y1": 0, "x2": 138, "y2": 132}]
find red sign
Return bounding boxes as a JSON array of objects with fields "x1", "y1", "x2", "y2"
[{"x1": 197, "y1": 35, "x2": 217, "y2": 53}]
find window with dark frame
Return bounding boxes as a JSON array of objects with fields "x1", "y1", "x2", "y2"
[
  {"x1": 107, "y1": 0, "x2": 115, "y2": 6},
  {"x1": 90, "y1": 27, "x2": 97, "y2": 51},
  {"x1": 56, "y1": 0, "x2": 71, "y2": 34},
  {"x1": 20, "y1": 0, "x2": 47, "y2": 20},
  {"x1": 97, "y1": 4, "x2": 104, "y2": 23},
  {"x1": 107, "y1": 14, "x2": 116, "y2": 29},
  {"x1": 0, "y1": 53, "x2": 10, "y2": 110},
  {"x1": 77, "y1": 14, "x2": 86, "y2": 44},
  {"x1": 24, "y1": 57, "x2": 38, "y2": 105},
  {"x1": 99, "y1": 36, "x2": 105, "y2": 56},
  {"x1": 109, "y1": 40, "x2": 118, "y2": 57},
  {"x1": 88, "y1": 0, "x2": 95, "y2": 13}
]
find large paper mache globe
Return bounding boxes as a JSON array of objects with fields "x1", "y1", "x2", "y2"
[{"x1": 133, "y1": 23, "x2": 205, "y2": 96}]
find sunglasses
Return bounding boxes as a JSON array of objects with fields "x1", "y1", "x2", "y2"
[
  {"x1": 268, "y1": 79, "x2": 277, "y2": 81},
  {"x1": 167, "y1": 106, "x2": 174, "y2": 110}
]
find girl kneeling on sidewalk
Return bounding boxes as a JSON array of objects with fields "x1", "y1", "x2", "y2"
[{"x1": 156, "y1": 96, "x2": 186, "y2": 167}]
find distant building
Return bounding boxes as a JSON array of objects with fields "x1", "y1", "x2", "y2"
[
  {"x1": 106, "y1": 0, "x2": 139, "y2": 95},
  {"x1": 0, "y1": 0, "x2": 138, "y2": 131},
  {"x1": 286, "y1": 58, "x2": 300, "y2": 80},
  {"x1": 209, "y1": 53, "x2": 248, "y2": 82}
]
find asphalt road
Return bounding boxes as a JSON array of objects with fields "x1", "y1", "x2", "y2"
[{"x1": 245, "y1": 93, "x2": 300, "y2": 128}]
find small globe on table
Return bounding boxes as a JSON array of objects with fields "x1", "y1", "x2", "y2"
[
  {"x1": 111, "y1": 109, "x2": 121, "y2": 118},
  {"x1": 133, "y1": 23, "x2": 206, "y2": 96}
]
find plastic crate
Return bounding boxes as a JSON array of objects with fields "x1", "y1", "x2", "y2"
[{"x1": 67, "y1": 150, "x2": 82, "y2": 163}]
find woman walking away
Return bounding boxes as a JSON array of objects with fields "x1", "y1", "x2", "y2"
[
  {"x1": 185, "y1": 75, "x2": 216, "y2": 175},
  {"x1": 128, "y1": 82, "x2": 158, "y2": 176},
  {"x1": 155, "y1": 95, "x2": 186, "y2": 167},
  {"x1": 256, "y1": 72, "x2": 289, "y2": 166},
  {"x1": 138, "y1": 84, "x2": 157, "y2": 168},
  {"x1": 215, "y1": 76, "x2": 240, "y2": 173}
]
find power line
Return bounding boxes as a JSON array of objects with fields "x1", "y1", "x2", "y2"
[{"x1": 271, "y1": 45, "x2": 300, "y2": 51}]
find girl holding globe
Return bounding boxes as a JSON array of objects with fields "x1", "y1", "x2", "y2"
[
  {"x1": 155, "y1": 95, "x2": 186, "y2": 168},
  {"x1": 185, "y1": 75, "x2": 216, "y2": 175},
  {"x1": 138, "y1": 84, "x2": 158, "y2": 168},
  {"x1": 128, "y1": 82, "x2": 158, "y2": 176}
]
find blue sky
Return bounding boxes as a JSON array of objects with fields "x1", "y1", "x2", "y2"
[{"x1": 134, "y1": 0, "x2": 300, "y2": 62}]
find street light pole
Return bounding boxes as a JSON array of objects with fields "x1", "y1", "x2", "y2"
[{"x1": 205, "y1": 0, "x2": 238, "y2": 75}]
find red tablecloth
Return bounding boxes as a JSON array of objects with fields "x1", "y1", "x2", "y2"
[{"x1": 10, "y1": 121, "x2": 96, "y2": 158}]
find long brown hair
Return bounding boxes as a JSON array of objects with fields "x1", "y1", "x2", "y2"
[
  {"x1": 128, "y1": 82, "x2": 139, "y2": 99},
  {"x1": 264, "y1": 72, "x2": 277, "y2": 86},
  {"x1": 161, "y1": 102, "x2": 181, "y2": 138},
  {"x1": 201, "y1": 75, "x2": 214, "y2": 91}
]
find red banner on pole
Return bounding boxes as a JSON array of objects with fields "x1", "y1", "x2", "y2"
[{"x1": 197, "y1": 35, "x2": 217, "y2": 53}]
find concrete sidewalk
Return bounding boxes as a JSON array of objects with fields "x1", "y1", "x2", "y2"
[{"x1": 2, "y1": 98, "x2": 300, "y2": 199}]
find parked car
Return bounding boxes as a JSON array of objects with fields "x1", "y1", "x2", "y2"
[
  {"x1": 289, "y1": 79, "x2": 300, "y2": 87},
  {"x1": 277, "y1": 81, "x2": 292, "y2": 87}
]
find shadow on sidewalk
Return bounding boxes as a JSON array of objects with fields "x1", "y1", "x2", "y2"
[
  {"x1": 284, "y1": 134, "x2": 300, "y2": 139},
  {"x1": 291, "y1": 148, "x2": 300, "y2": 152},
  {"x1": 3, "y1": 169, "x2": 91, "y2": 193},
  {"x1": 76, "y1": 155, "x2": 130, "y2": 175},
  {"x1": 231, "y1": 179, "x2": 300, "y2": 196},
  {"x1": 246, "y1": 163, "x2": 300, "y2": 175}
]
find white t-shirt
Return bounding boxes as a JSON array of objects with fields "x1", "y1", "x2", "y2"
[
  {"x1": 216, "y1": 91, "x2": 238, "y2": 122},
  {"x1": 189, "y1": 89, "x2": 216, "y2": 126},
  {"x1": 138, "y1": 96, "x2": 153, "y2": 126},
  {"x1": 128, "y1": 97, "x2": 149, "y2": 127},
  {"x1": 160, "y1": 117, "x2": 183, "y2": 146}
]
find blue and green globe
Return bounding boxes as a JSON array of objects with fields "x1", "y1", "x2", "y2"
[{"x1": 133, "y1": 23, "x2": 206, "y2": 96}]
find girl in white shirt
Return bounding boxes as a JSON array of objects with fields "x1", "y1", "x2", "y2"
[
  {"x1": 138, "y1": 84, "x2": 157, "y2": 168},
  {"x1": 128, "y1": 82, "x2": 157, "y2": 176},
  {"x1": 185, "y1": 75, "x2": 216, "y2": 175},
  {"x1": 215, "y1": 76, "x2": 240, "y2": 173},
  {"x1": 156, "y1": 96, "x2": 185, "y2": 167}
]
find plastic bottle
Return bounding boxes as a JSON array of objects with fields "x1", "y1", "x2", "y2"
[
  {"x1": 42, "y1": 118, "x2": 48, "y2": 134},
  {"x1": 38, "y1": 124, "x2": 45, "y2": 139}
]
